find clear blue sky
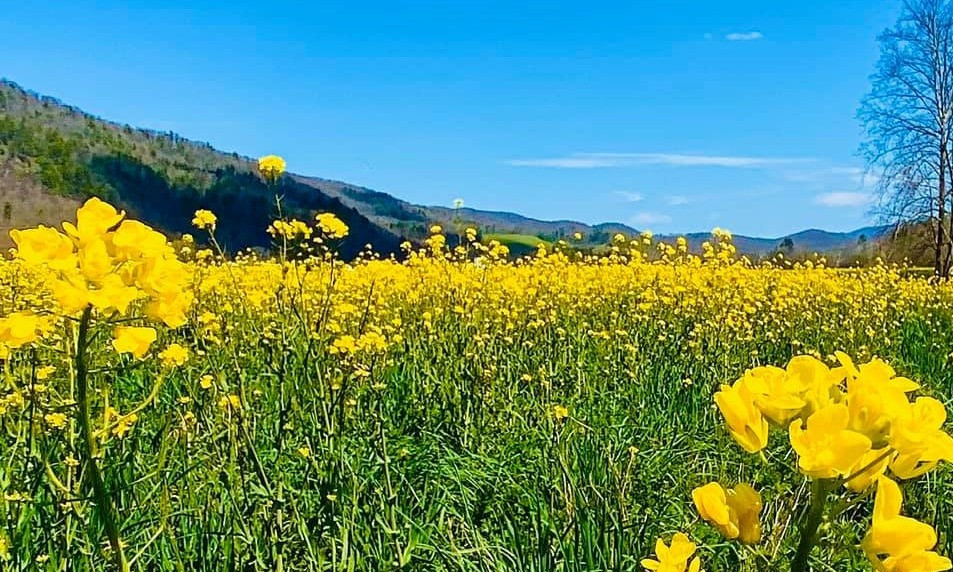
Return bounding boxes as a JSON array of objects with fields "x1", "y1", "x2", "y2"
[{"x1": 1, "y1": 0, "x2": 900, "y2": 236}]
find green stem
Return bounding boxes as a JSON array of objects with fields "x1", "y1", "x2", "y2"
[
  {"x1": 75, "y1": 306, "x2": 128, "y2": 571},
  {"x1": 791, "y1": 479, "x2": 834, "y2": 572}
]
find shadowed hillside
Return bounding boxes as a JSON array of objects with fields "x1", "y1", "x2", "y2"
[
  {"x1": 0, "y1": 78, "x2": 890, "y2": 258},
  {"x1": 0, "y1": 80, "x2": 402, "y2": 257}
]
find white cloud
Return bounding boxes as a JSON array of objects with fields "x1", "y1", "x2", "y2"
[
  {"x1": 614, "y1": 191, "x2": 644, "y2": 202},
  {"x1": 726, "y1": 31, "x2": 764, "y2": 41},
  {"x1": 666, "y1": 195, "x2": 691, "y2": 206},
  {"x1": 631, "y1": 212, "x2": 673, "y2": 226},
  {"x1": 505, "y1": 157, "x2": 622, "y2": 168},
  {"x1": 814, "y1": 192, "x2": 872, "y2": 207},
  {"x1": 506, "y1": 152, "x2": 810, "y2": 169}
]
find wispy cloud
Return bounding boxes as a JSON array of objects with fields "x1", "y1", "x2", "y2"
[
  {"x1": 783, "y1": 166, "x2": 880, "y2": 188},
  {"x1": 666, "y1": 195, "x2": 691, "y2": 206},
  {"x1": 814, "y1": 192, "x2": 872, "y2": 207},
  {"x1": 631, "y1": 212, "x2": 672, "y2": 226},
  {"x1": 506, "y1": 157, "x2": 622, "y2": 168},
  {"x1": 725, "y1": 31, "x2": 763, "y2": 41},
  {"x1": 613, "y1": 191, "x2": 644, "y2": 202},
  {"x1": 506, "y1": 152, "x2": 810, "y2": 169}
]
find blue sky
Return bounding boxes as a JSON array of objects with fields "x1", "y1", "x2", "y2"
[{"x1": 1, "y1": 0, "x2": 899, "y2": 236}]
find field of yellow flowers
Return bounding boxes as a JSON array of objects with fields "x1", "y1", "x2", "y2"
[{"x1": 3, "y1": 172, "x2": 953, "y2": 569}]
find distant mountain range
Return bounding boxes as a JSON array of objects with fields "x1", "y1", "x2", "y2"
[{"x1": 0, "y1": 78, "x2": 886, "y2": 257}]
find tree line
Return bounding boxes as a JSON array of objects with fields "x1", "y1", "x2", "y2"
[{"x1": 862, "y1": 0, "x2": 953, "y2": 277}]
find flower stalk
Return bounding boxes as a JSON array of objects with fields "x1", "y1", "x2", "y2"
[{"x1": 75, "y1": 306, "x2": 128, "y2": 571}]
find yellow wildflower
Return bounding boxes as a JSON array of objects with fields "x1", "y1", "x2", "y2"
[
  {"x1": 111, "y1": 327, "x2": 157, "y2": 359},
  {"x1": 191, "y1": 210, "x2": 217, "y2": 231},
  {"x1": 258, "y1": 155, "x2": 286, "y2": 181},
  {"x1": 692, "y1": 481, "x2": 762, "y2": 544},
  {"x1": 159, "y1": 343, "x2": 189, "y2": 368}
]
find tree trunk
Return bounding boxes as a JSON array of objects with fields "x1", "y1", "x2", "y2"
[
  {"x1": 936, "y1": 149, "x2": 946, "y2": 278},
  {"x1": 946, "y1": 160, "x2": 953, "y2": 277}
]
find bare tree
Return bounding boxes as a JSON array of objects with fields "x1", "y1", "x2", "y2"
[{"x1": 860, "y1": 0, "x2": 953, "y2": 277}]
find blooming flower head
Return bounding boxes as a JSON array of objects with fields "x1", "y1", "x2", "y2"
[
  {"x1": 13, "y1": 199, "x2": 194, "y2": 326},
  {"x1": 9, "y1": 225, "x2": 75, "y2": 270},
  {"x1": 692, "y1": 481, "x2": 761, "y2": 544},
  {"x1": 889, "y1": 397, "x2": 953, "y2": 479},
  {"x1": 111, "y1": 326, "x2": 157, "y2": 359},
  {"x1": 714, "y1": 378, "x2": 769, "y2": 453},
  {"x1": 192, "y1": 210, "x2": 217, "y2": 231},
  {"x1": 112, "y1": 220, "x2": 172, "y2": 261},
  {"x1": 840, "y1": 353, "x2": 918, "y2": 443},
  {"x1": 44, "y1": 412, "x2": 69, "y2": 430},
  {"x1": 740, "y1": 365, "x2": 805, "y2": 425},
  {"x1": 0, "y1": 311, "x2": 51, "y2": 349},
  {"x1": 62, "y1": 198, "x2": 125, "y2": 247},
  {"x1": 315, "y1": 213, "x2": 349, "y2": 239},
  {"x1": 789, "y1": 404, "x2": 872, "y2": 479},
  {"x1": 863, "y1": 477, "x2": 950, "y2": 571},
  {"x1": 258, "y1": 155, "x2": 286, "y2": 181},
  {"x1": 641, "y1": 533, "x2": 701, "y2": 572},
  {"x1": 158, "y1": 343, "x2": 189, "y2": 368}
]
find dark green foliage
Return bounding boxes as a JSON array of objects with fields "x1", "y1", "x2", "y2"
[
  {"x1": 340, "y1": 187, "x2": 427, "y2": 222},
  {"x1": 0, "y1": 79, "x2": 403, "y2": 258}
]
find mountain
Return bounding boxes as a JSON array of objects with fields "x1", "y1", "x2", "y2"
[
  {"x1": 677, "y1": 225, "x2": 889, "y2": 256},
  {"x1": 0, "y1": 78, "x2": 886, "y2": 258},
  {"x1": 0, "y1": 80, "x2": 402, "y2": 257}
]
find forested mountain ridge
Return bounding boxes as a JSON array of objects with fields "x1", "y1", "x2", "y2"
[
  {"x1": 0, "y1": 79, "x2": 402, "y2": 256},
  {"x1": 0, "y1": 78, "x2": 888, "y2": 259}
]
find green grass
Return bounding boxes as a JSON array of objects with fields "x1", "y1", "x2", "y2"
[
  {"x1": 4, "y1": 264, "x2": 953, "y2": 570},
  {"x1": 485, "y1": 233, "x2": 552, "y2": 255}
]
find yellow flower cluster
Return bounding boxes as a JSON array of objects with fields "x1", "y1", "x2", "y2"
[
  {"x1": 717, "y1": 353, "x2": 953, "y2": 484},
  {"x1": 328, "y1": 331, "x2": 388, "y2": 355},
  {"x1": 158, "y1": 343, "x2": 189, "y2": 368},
  {"x1": 315, "y1": 213, "x2": 349, "y2": 239},
  {"x1": 112, "y1": 326, "x2": 158, "y2": 359},
  {"x1": 257, "y1": 154, "x2": 286, "y2": 181},
  {"x1": 710, "y1": 352, "x2": 953, "y2": 570},
  {"x1": 641, "y1": 533, "x2": 701, "y2": 572},
  {"x1": 864, "y1": 476, "x2": 950, "y2": 570},
  {"x1": 267, "y1": 218, "x2": 313, "y2": 240},
  {"x1": 692, "y1": 481, "x2": 761, "y2": 544},
  {"x1": 191, "y1": 209, "x2": 217, "y2": 230},
  {"x1": 0, "y1": 311, "x2": 52, "y2": 352},
  {"x1": 10, "y1": 198, "x2": 193, "y2": 327}
]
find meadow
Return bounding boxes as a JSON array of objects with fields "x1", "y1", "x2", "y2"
[{"x1": 2, "y1": 195, "x2": 953, "y2": 571}]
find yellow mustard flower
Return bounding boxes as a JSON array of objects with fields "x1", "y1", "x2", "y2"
[
  {"x1": 258, "y1": 155, "x2": 286, "y2": 181},
  {"x1": 714, "y1": 378, "x2": 769, "y2": 453},
  {"x1": 641, "y1": 533, "x2": 701, "y2": 572},
  {"x1": 862, "y1": 477, "x2": 950, "y2": 571},
  {"x1": 789, "y1": 404, "x2": 872, "y2": 479},
  {"x1": 0, "y1": 311, "x2": 49, "y2": 349},
  {"x1": 158, "y1": 343, "x2": 189, "y2": 368},
  {"x1": 315, "y1": 213, "x2": 349, "y2": 239},
  {"x1": 889, "y1": 397, "x2": 953, "y2": 479},
  {"x1": 111, "y1": 327, "x2": 157, "y2": 359},
  {"x1": 692, "y1": 481, "x2": 761, "y2": 544},
  {"x1": 191, "y1": 210, "x2": 217, "y2": 231},
  {"x1": 9, "y1": 225, "x2": 75, "y2": 269}
]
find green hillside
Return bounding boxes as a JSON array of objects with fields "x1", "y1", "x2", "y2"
[
  {"x1": 0, "y1": 80, "x2": 402, "y2": 257},
  {"x1": 0, "y1": 78, "x2": 895, "y2": 260}
]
